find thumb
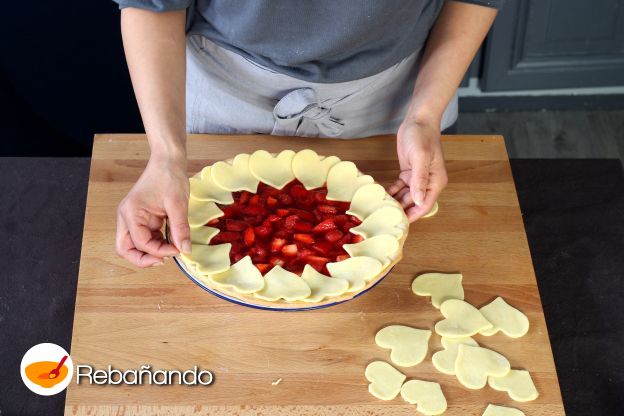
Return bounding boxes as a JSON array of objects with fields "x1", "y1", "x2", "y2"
[
  {"x1": 166, "y1": 196, "x2": 191, "y2": 254},
  {"x1": 409, "y1": 153, "x2": 431, "y2": 207}
]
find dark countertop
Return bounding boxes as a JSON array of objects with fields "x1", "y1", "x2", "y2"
[{"x1": 0, "y1": 157, "x2": 622, "y2": 416}]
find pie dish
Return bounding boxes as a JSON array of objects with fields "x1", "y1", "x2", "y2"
[{"x1": 175, "y1": 149, "x2": 409, "y2": 310}]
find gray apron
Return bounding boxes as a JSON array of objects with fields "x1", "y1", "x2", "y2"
[{"x1": 186, "y1": 35, "x2": 457, "y2": 138}]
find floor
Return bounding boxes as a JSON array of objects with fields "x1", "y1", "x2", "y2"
[{"x1": 457, "y1": 110, "x2": 624, "y2": 164}]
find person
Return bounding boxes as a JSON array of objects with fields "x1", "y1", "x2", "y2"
[{"x1": 113, "y1": 0, "x2": 501, "y2": 267}]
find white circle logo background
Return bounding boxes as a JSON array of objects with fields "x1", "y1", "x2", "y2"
[{"x1": 20, "y1": 343, "x2": 74, "y2": 396}]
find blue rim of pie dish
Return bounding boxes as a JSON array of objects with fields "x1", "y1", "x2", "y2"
[{"x1": 171, "y1": 251, "x2": 392, "y2": 311}]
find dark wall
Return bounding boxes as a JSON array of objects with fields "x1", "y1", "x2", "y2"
[{"x1": 0, "y1": 1, "x2": 142, "y2": 156}]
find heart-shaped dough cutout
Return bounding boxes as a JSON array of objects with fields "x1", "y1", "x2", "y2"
[
  {"x1": 326, "y1": 256, "x2": 383, "y2": 292},
  {"x1": 479, "y1": 297, "x2": 530, "y2": 338},
  {"x1": 300, "y1": 265, "x2": 349, "y2": 302},
  {"x1": 434, "y1": 299, "x2": 493, "y2": 337},
  {"x1": 455, "y1": 344, "x2": 510, "y2": 389},
  {"x1": 482, "y1": 404, "x2": 525, "y2": 416},
  {"x1": 253, "y1": 265, "x2": 311, "y2": 301},
  {"x1": 188, "y1": 199, "x2": 223, "y2": 227},
  {"x1": 326, "y1": 161, "x2": 374, "y2": 202},
  {"x1": 189, "y1": 166, "x2": 234, "y2": 204},
  {"x1": 208, "y1": 256, "x2": 265, "y2": 294},
  {"x1": 400, "y1": 380, "x2": 447, "y2": 416},
  {"x1": 346, "y1": 183, "x2": 397, "y2": 220},
  {"x1": 411, "y1": 272, "x2": 464, "y2": 309},
  {"x1": 249, "y1": 150, "x2": 296, "y2": 189},
  {"x1": 432, "y1": 336, "x2": 479, "y2": 375},
  {"x1": 375, "y1": 325, "x2": 431, "y2": 367},
  {"x1": 350, "y1": 205, "x2": 405, "y2": 239},
  {"x1": 422, "y1": 201, "x2": 439, "y2": 218},
  {"x1": 488, "y1": 369, "x2": 539, "y2": 402},
  {"x1": 343, "y1": 235, "x2": 399, "y2": 268},
  {"x1": 190, "y1": 226, "x2": 219, "y2": 244},
  {"x1": 211, "y1": 153, "x2": 260, "y2": 192},
  {"x1": 364, "y1": 361, "x2": 406, "y2": 400},
  {"x1": 292, "y1": 149, "x2": 341, "y2": 190},
  {"x1": 180, "y1": 243, "x2": 231, "y2": 275}
]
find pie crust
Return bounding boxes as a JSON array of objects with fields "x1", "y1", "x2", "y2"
[{"x1": 177, "y1": 149, "x2": 409, "y2": 308}]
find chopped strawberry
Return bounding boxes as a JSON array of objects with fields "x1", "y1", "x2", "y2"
[
  {"x1": 269, "y1": 256, "x2": 285, "y2": 267},
  {"x1": 293, "y1": 220, "x2": 313, "y2": 232},
  {"x1": 242, "y1": 205, "x2": 265, "y2": 215},
  {"x1": 305, "y1": 255, "x2": 330, "y2": 272},
  {"x1": 313, "y1": 219, "x2": 336, "y2": 233},
  {"x1": 254, "y1": 224, "x2": 271, "y2": 238},
  {"x1": 276, "y1": 208, "x2": 290, "y2": 217},
  {"x1": 351, "y1": 234, "x2": 364, "y2": 244},
  {"x1": 213, "y1": 231, "x2": 239, "y2": 243},
  {"x1": 207, "y1": 218, "x2": 220, "y2": 226},
  {"x1": 238, "y1": 191, "x2": 251, "y2": 205},
  {"x1": 268, "y1": 214, "x2": 282, "y2": 222},
  {"x1": 243, "y1": 227, "x2": 255, "y2": 246},
  {"x1": 333, "y1": 214, "x2": 348, "y2": 226},
  {"x1": 266, "y1": 196, "x2": 278, "y2": 207},
  {"x1": 277, "y1": 193, "x2": 293, "y2": 205},
  {"x1": 232, "y1": 253, "x2": 244, "y2": 263},
  {"x1": 349, "y1": 215, "x2": 362, "y2": 225},
  {"x1": 288, "y1": 208, "x2": 316, "y2": 223},
  {"x1": 297, "y1": 248, "x2": 316, "y2": 259},
  {"x1": 311, "y1": 241, "x2": 332, "y2": 255},
  {"x1": 281, "y1": 244, "x2": 298, "y2": 256},
  {"x1": 289, "y1": 184, "x2": 308, "y2": 200},
  {"x1": 225, "y1": 219, "x2": 247, "y2": 232},
  {"x1": 313, "y1": 191, "x2": 327, "y2": 203},
  {"x1": 335, "y1": 254, "x2": 350, "y2": 262},
  {"x1": 293, "y1": 233, "x2": 315, "y2": 245},
  {"x1": 337, "y1": 233, "x2": 352, "y2": 247},
  {"x1": 270, "y1": 237, "x2": 287, "y2": 253},
  {"x1": 284, "y1": 215, "x2": 298, "y2": 230},
  {"x1": 249, "y1": 245, "x2": 267, "y2": 262},
  {"x1": 255, "y1": 263, "x2": 271, "y2": 274},
  {"x1": 324, "y1": 229, "x2": 344, "y2": 243},
  {"x1": 317, "y1": 204, "x2": 337, "y2": 214}
]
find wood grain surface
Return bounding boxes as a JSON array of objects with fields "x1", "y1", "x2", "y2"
[{"x1": 65, "y1": 134, "x2": 565, "y2": 416}]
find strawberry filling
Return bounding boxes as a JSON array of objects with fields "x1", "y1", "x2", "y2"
[{"x1": 207, "y1": 179, "x2": 364, "y2": 275}]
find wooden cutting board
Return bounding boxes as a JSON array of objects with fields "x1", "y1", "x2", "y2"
[{"x1": 65, "y1": 134, "x2": 565, "y2": 415}]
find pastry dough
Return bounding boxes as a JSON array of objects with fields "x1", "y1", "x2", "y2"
[
  {"x1": 375, "y1": 325, "x2": 431, "y2": 367},
  {"x1": 187, "y1": 199, "x2": 223, "y2": 228},
  {"x1": 482, "y1": 404, "x2": 525, "y2": 416},
  {"x1": 364, "y1": 361, "x2": 406, "y2": 401},
  {"x1": 326, "y1": 161, "x2": 374, "y2": 202},
  {"x1": 432, "y1": 336, "x2": 479, "y2": 375},
  {"x1": 326, "y1": 256, "x2": 383, "y2": 292},
  {"x1": 435, "y1": 299, "x2": 493, "y2": 337},
  {"x1": 181, "y1": 243, "x2": 231, "y2": 275},
  {"x1": 488, "y1": 369, "x2": 539, "y2": 402},
  {"x1": 253, "y1": 266, "x2": 311, "y2": 301},
  {"x1": 346, "y1": 183, "x2": 396, "y2": 220},
  {"x1": 189, "y1": 167, "x2": 234, "y2": 204},
  {"x1": 479, "y1": 297, "x2": 530, "y2": 338},
  {"x1": 209, "y1": 256, "x2": 265, "y2": 294},
  {"x1": 411, "y1": 272, "x2": 464, "y2": 309},
  {"x1": 299, "y1": 265, "x2": 349, "y2": 302},
  {"x1": 190, "y1": 226, "x2": 219, "y2": 245},
  {"x1": 350, "y1": 205, "x2": 404, "y2": 239},
  {"x1": 422, "y1": 201, "x2": 439, "y2": 218},
  {"x1": 291, "y1": 149, "x2": 340, "y2": 190},
  {"x1": 211, "y1": 153, "x2": 260, "y2": 192},
  {"x1": 400, "y1": 380, "x2": 447, "y2": 416},
  {"x1": 249, "y1": 150, "x2": 296, "y2": 189},
  {"x1": 455, "y1": 344, "x2": 511, "y2": 389},
  {"x1": 343, "y1": 235, "x2": 399, "y2": 268}
]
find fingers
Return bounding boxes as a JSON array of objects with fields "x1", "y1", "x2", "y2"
[
  {"x1": 408, "y1": 151, "x2": 432, "y2": 207},
  {"x1": 165, "y1": 195, "x2": 192, "y2": 254},
  {"x1": 116, "y1": 210, "x2": 164, "y2": 267},
  {"x1": 405, "y1": 166, "x2": 448, "y2": 222},
  {"x1": 387, "y1": 179, "x2": 407, "y2": 196}
]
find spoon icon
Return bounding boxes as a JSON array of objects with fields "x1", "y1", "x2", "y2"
[{"x1": 38, "y1": 355, "x2": 68, "y2": 380}]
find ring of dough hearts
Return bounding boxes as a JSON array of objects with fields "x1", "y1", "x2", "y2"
[
  {"x1": 488, "y1": 369, "x2": 539, "y2": 402},
  {"x1": 365, "y1": 361, "x2": 406, "y2": 400},
  {"x1": 375, "y1": 325, "x2": 432, "y2": 367},
  {"x1": 482, "y1": 404, "x2": 526, "y2": 416},
  {"x1": 411, "y1": 272, "x2": 464, "y2": 309},
  {"x1": 432, "y1": 336, "x2": 479, "y2": 375},
  {"x1": 434, "y1": 299, "x2": 493, "y2": 337},
  {"x1": 479, "y1": 297, "x2": 530, "y2": 338},
  {"x1": 400, "y1": 380, "x2": 447, "y2": 415},
  {"x1": 454, "y1": 344, "x2": 511, "y2": 389},
  {"x1": 176, "y1": 149, "x2": 409, "y2": 309}
]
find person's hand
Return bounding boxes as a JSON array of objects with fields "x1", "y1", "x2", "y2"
[
  {"x1": 388, "y1": 117, "x2": 448, "y2": 222},
  {"x1": 116, "y1": 155, "x2": 191, "y2": 267}
]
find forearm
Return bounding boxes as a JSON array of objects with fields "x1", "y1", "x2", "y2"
[
  {"x1": 121, "y1": 7, "x2": 187, "y2": 163},
  {"x1": 406, "y1": 1, "x2": 498, "y2": 126}
]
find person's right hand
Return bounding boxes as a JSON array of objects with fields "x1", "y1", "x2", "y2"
[{"x1": 116, "y1": 155, "x2": 191, "y2": 267}]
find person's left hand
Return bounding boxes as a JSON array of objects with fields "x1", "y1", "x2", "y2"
[{"x1": 388, "y1": 117, "x2": 448, "y2": 222}]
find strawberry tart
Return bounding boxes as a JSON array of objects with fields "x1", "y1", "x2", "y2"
[{"x1": 177, "y1": 149, "x2": 409, "y2": 309}]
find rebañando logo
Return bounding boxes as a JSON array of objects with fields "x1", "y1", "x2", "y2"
[{"x1": 20, "y1": 343, "x2": 74, "y2": 396}]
